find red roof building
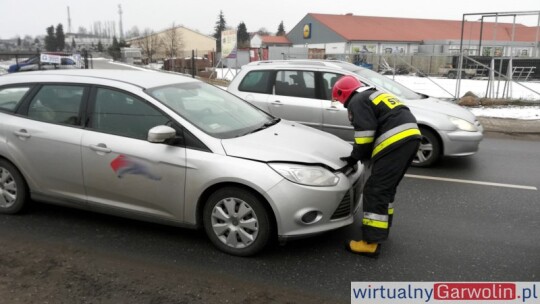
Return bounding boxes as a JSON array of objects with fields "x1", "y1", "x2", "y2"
[
  {"x1": 251, "y1": 34, "x2": 292, "y2": 48},
  {"x1": 287, "y1": 13, "x2": 540, "y2": 56}
]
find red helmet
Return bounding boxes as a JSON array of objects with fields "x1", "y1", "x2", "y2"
[{"x1": 332, "y1": 75, "x2": 363, "y2": 106}]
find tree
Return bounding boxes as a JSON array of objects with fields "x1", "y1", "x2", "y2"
[
  {"x1": 276, "y1": 21, "x2": 286, "y2": 36},
  {"x1": 44, "y1": 25, "x2": 57, "y2": 51},
  {"x1": 237, "y1": 22, "x2": 250, "y2": 49},
  {"x1": 162, "y1": 22, "x2": 182, "y2": 59},
  {"x1": 108, "y1": 36, "x2": 121, "y2": 60},
  {"x1": 97, "y1": 40, "x2": 104, "y2": 52},
  {"x1": 77, "y1": 26, "x2": 88, "y2": 35},
  {"x1": 126, "y1": 26, "x2": 140, "y2": 39},
  {"x1": 213, "y1": 10, "x2": 227, "y2": 52},
  {"x1": 139, "y1": 28, "x2": 159, "y2": 63},
  {"x1": 56, "y1": 23, "x2": 65, "y2": 51},
  {"x1": 71, "y1": 37, "x2": 76, "y2": 49},
  {"x1": 34, "y1": 38, "x2": 40, "y2": 45},
  {"x1": 256, "y1": 27, "x2": 270, "y2": 36},
  {"x1": 17, "y1": 37, "x2": 21, "y2": 47}
]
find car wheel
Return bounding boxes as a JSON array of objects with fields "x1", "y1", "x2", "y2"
[
  {"x1": 0, "y1": 160, "x2": 28, "y2": 214},
  {"x1": 412, "y1": 128, "x2": 441, "y2": 167},
  {"x1": 203, "y1": 187, "x2": 271, "y2": 256},
  {"x1": 447, "y1": 71, "x2": 456, "y2": 79}
]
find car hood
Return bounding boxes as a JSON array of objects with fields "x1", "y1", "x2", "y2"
[
  {"x1": 406, "y1": 97, "x2": 477, "y2": 123},
  {"x1": 221, "y1": 120, "x2": 352, "y2": 170}
]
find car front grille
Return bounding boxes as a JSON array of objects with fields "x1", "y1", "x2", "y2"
[{"x1": 331, "y1": 190, "x2": 353, "y2": 220}]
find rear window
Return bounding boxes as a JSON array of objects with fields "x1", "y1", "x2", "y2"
[
  {"x1": 238, "y1": 70, "x2": 272, "y2": 94},
  {"x1": 0, "y1": 86, "x2": 31, "y2": 112}
]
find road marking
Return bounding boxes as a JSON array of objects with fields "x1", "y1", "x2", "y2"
[{"x1": 405, "y1": 174, "x2": 538, "y2": 191}]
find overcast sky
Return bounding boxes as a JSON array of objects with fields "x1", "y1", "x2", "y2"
[{"x1": 1, "y1": 0, "x2": 539, "y2": 39}]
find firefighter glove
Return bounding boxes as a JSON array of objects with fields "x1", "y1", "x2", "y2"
[{"x1": 340, "y1": 156, "x2": 358, "y2": 166}]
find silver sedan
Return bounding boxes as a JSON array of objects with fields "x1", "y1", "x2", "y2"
[{"x1": 0, "y1": 70, "x2": 362, "y2": 256}]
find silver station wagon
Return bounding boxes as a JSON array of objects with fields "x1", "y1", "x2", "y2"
[
  {"x1": 0, "y1": 70, "x2": 363, "y2": 256},
  {"x1": 228, "y1": 60, "x2": 484, "y2": 167}
]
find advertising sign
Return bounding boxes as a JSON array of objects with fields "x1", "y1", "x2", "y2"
[
  {"x1": 40, "y1": 53, "x2": 61, "y2": 64},
  {"x1": 221, "y1": 29, "x2": 237, "y2": 58}
]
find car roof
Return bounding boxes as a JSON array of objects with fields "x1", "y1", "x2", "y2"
[
  {"x1": 244, "y1": 60, "x2": 362, "y2": 72},
  {"x1": 0, "y1": 69, "x2": 196, "y2": 89}
]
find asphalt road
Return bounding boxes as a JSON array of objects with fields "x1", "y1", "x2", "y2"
[
  {"x1": 0, "y1": 132, "x2": 538, "y2": 302},
  {"x1": 89, "y1": 58, "x2": 140, "y2": 70}
]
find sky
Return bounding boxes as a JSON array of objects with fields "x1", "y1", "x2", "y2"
[{"x1": 1, "y1": 0, "x2": 539, "y2": 39}]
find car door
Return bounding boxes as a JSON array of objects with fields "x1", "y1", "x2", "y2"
[
  {"x1": 81, "y1": 87, "x2": 187, "y2": 220},
  {"x1": 6, "y1": 84, "x2": 87, "y2": 202},
  {"x1": 320, "y1": 72, "x2": 355, "y2": 141},
  {"x1": 268, "y1": 70, "x2": 323, "y2": 130}
]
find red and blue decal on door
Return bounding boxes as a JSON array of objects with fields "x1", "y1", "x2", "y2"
[{"x1": 110, "y1": 155, "x2": 162, "y2": 181}]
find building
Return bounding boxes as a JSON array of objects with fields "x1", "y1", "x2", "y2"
[
  {"x1": 287, "y1": 13, "x2": 540, "y2": 57},
  {"x1": 65, "y1": 33, "x2": 113, "y2": 51},
  {"x1": 127, "y1": 25, "x2": 216, "y2": 62},
  {"x1": 249, "y1": 35, "x2": 292, "y2": 61}
]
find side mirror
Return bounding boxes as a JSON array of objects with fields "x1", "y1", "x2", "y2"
[{"x1": 148, "y1": 125, "x2": 176, "y2": 143}]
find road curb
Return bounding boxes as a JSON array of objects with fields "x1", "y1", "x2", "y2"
[{"x1": 478, "y1": 117, "x2": 540, "y2": 134}]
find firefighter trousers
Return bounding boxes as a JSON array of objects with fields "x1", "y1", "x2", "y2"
[{"x1": 361, "y1": 139, "x2": 420, "y2": 243}]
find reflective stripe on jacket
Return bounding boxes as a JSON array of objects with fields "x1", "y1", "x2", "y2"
[{"x1": 347, "y1": 89, "x2": 421, "y2": 162}]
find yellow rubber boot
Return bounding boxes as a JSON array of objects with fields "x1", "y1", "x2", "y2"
[{"x1": 346, "y1": 240, "x2": 381, "y2": 258}]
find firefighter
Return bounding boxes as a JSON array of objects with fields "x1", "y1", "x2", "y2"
[{"x1": 333, "y1": 75, "x2": 421, "y2": 258}]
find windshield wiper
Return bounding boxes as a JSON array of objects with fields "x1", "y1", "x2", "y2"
[{"x1": 243, "y1": 118, "x2": 281, "y2": 136}]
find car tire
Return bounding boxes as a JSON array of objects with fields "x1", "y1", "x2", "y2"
[
  {"x1": 203, "y1": 187, "x2": 271, "y2": 256},
  {"x1": 0, "y1": 160, "x2": 28, "y2": 214},
  {"x1": 412, "y1": 128, "x2": 441, "y2": 167},
  {"x1": 447, "y1": 71, "x2": 456, "y2": 79}
]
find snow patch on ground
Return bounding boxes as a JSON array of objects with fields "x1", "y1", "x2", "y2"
[
  {"x1": 469, "y1": 106, "x2": 540, "y2": 120},
  {"x1": 391, "y1": 75, "x2": 540, "y2": 102}
]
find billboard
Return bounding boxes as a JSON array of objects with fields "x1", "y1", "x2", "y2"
[{"x1": 221, "y1": 29, "x2": 237, "y2": 58}]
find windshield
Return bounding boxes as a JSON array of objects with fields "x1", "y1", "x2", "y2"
[
  {"x1": 352, "y1": 68, "x2": 424, "y2": 100},
  {"x1": 147, "y1": 81, "x2": 275, "y2": 139}
]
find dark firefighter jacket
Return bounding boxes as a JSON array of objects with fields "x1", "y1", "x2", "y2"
[{"x1": 346, "y1": 88, "x2": 421, "y2": 162}]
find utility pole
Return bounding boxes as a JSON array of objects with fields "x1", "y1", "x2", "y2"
[
  {"x1": 67, "y1": 6, "x2": 72, "y2": 33},
  {"x1": 118, "y1": 4, "x2": 124, "y2": 40}
]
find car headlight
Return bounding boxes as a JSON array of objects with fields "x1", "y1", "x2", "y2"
[
  {"x1": 449, "y1": 116, "x2": 477, "y2": 132},
  {"x1": 268, "y1": 163, "x2": 340, "y2": 187}
]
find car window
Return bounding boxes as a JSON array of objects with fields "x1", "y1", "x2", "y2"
[
  {"x1": 61, "y1": 58, "x2": 75, "y2": 65},
  {"x1": 354, "y1": 69, "x2": 423, "y2": 100},
  {"x1": 91, "y1": 88, "x2": 169, "y2": 140},
  {"x1": 321, "y1": 72, "x2": 342, "y2": 100},
  {"x1": 0, "y1": 86, "x2": 31, "y2": 112},
  {"x1": 238, "y1": 70, "x2": 272, "y2": 94},
  {"x1": 27, "y1": 85, "x2": 84, "y2": 125},
  {"x1": 274, "y1": 70, "x2": 315, "y2": 99}
]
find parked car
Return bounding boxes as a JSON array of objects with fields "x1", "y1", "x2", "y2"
[
  {"x1": 0, "y1": 69, "x2": 363, "y2": 256},
  {"x1": 227, "y1": 60, "x2": 484, "y2": 167},
  {"x1": 8, "y1": 54, "x2": 82, "y2": 73}
]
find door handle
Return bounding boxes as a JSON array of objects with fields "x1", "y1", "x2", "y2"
[
  {"x1": 14, "y1": 129, "x2": 31, "y2": 139},
  {"x1": 271, "y1": 100, "x2": 282, "y2": 105},
  {"x1": 325, "y1": 107, "x2": 341, "y2": 112},
  {"x1": 89, "y1": 143, "x2": 112, "y2": 153}
]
